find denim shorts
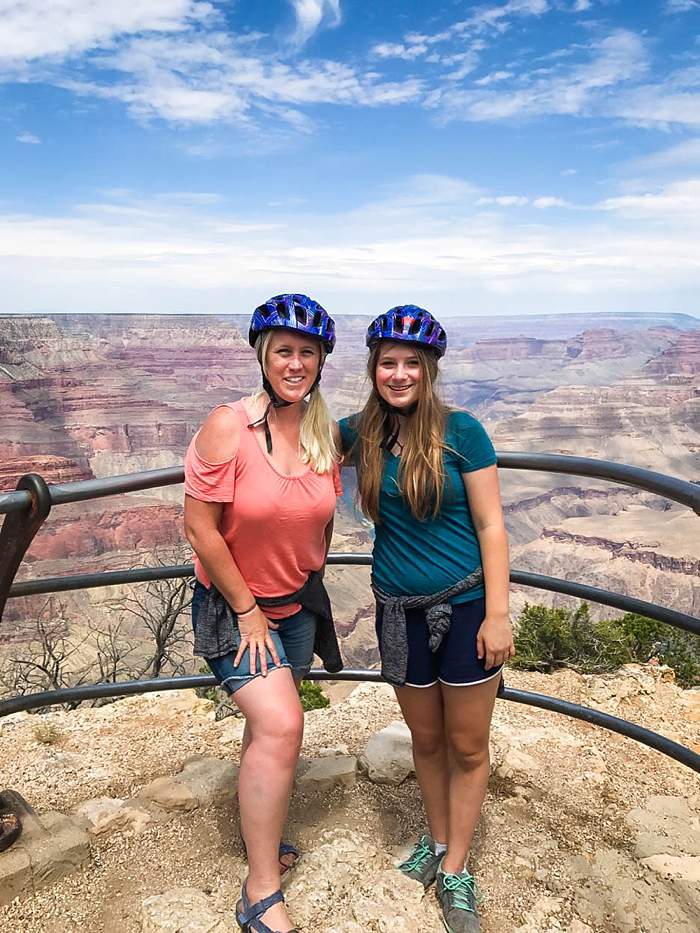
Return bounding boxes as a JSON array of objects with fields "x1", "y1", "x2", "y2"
[
  {"x1": 192, "y1": 581, "x2": 317, "y2": 695},
  {"x1": 376, "y1": 597, "x2": 503, "y2": 688}
]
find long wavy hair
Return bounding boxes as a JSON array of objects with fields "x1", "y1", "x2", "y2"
[
  {"x1": 355, "y1": 342, "x2": 449, "y2": 522},
  {"x1": 254, "y1": 331, "x2": 337, "y2": 474}
]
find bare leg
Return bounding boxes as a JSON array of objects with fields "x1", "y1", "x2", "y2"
[
  {"x1": 394, "y1": 684, "x2": 449, "y2": 844},
  {"x1": 238, "y1": 675, "x2": 304, "y2": 872},
  {"x1": 440, "y1": 675, "x2": 500, "y2": 874},
  {"x1": 234, "y1": 668, "x2": 303, "y2": 932}
]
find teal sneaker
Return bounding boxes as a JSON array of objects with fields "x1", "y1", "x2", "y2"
[
  {"x1": 398, "y1": 834, "x2": 442, "y2": 889},
  {"x1": 436, "y1": 860, "x2": 483, "y2": 932}
]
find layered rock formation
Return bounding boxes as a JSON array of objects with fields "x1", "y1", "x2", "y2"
[{"x1": 1, "y1": 312, "x2": 697, "y2": 665}]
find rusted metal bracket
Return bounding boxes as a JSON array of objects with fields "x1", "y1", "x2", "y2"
[{"x1": 0, "y1": 473, "x2": 52, "y2": 630}]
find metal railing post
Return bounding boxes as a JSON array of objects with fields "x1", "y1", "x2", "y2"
[{"x1": 0, "y1": 474, "x2": 52, "y2": 630}]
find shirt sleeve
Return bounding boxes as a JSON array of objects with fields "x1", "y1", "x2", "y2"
[
  {"x1": 338, "y1": 415, "x2": 358, "y2": 456},
  {"x1": 450, "y1": 411, "x2": 497, "y2": 473},
  {"x1": 184, "y1": 432, "x2": 237, "y2": 502}
]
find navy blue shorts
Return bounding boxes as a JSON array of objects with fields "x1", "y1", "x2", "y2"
[
  {"x1": 376, "y1": 597, "x2": 503, "y2": 688},
  {"x1": 192, "y1": 581, "x2": 317, "y2": 695}
]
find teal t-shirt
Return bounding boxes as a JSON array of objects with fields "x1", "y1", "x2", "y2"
[{"x1": 338, "y1": 410, "x2": 497, "y2": 604}]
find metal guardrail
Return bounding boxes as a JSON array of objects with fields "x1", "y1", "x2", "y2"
[
  {"x1": 0, "y1": 670, "x2": 697, "y2": 773},
  {"x1": 0, "y1": 453, "x2": 698, "y2": 774}
]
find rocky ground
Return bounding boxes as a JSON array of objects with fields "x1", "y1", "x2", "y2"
[{"x1": 0, "y1": 664, "x2": 698, "y2": 932}]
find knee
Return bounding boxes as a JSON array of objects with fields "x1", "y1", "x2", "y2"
[
  {"x1": 257, "y1": 707, "x2": 304, "y2": 758},
  {"x1": 409, "y1": 726, "x2": 445, "y2": 759},
  {"x1": 448, "y1": 736, "x2": 489, "y2": 772}
]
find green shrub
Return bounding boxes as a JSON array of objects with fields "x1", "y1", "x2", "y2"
[
  {"x1": 511, "y1": 604, "x2": 699, "y2": 688},
  {"x1": 299, "y1": 680, "x2": 330, "y2": 712}
]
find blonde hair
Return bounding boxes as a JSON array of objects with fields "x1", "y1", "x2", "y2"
[
  {"x1": 255, "y1": 331, "x2": 337, "y2": 474},
  {"x1": 355, "y1": 343, "x2": 449, "y2": 523}
]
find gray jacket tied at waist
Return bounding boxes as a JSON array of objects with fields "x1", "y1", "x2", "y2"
[{"x1": 372, "y1": 567, "x2": 484, "y2": 686}]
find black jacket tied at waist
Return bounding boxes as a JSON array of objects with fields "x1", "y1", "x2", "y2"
[{"x1": 193, "y1": 571, "x2": 343, "y2": 674}]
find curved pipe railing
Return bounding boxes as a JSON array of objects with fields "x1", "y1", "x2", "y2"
[
  {"x1": 6, "y1": 559, "x2": 699, "y2": 637},
  {"x1": 0, "y1": 669, "x2": 697, "y2": 773},
  {"x1": 1, "y1": 452, "x2": 698, "y2": 514},
  {"x1": 0, "y1": 453, "x2": 698, "y2": 775}
]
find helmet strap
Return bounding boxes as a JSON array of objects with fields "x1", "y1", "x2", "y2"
[{"x1": 248, "y1": 367, "x2": 323, "y2": 454}]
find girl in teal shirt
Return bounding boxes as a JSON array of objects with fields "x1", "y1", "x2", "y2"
[{"x1": 338, "y1": 306, "x2": 513, "y2": 933}]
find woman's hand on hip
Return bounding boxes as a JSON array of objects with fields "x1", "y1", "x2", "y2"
[
  {"x1": 234, "y1": 606, "x2": 281, "y2": 676},
  {"x1": 476, "y1": 613, "x2": 515, "y2": 671}
]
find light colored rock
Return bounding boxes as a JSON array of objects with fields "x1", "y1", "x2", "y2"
[
  {"x1": 218, "y1": 719, "x2": 245, "y2": 746},
  {"x1": 299, "y1": 756, "x2": 357, "y2": 791},
  {"x1": 91, "y1": 799, "x2": 167, "y2": 836},
  {"x1": 141, "y1": 887, "x2": 231, "y2": 932},
  {"x1": 360, "y1": 720, "x2": 414, "y2": 785},
  {"x1": 140, "y1": 776, "x2": 199, "y2": 812},
  {"x1": 318, "y1": 743, "x2": 350, "y2": 757},
  {"x1": 513, "y1": 895, "x2": 564, "y2": 932},
  {"x1": 641, "y1": 854, "x2": 700, "y2": 882},
  {"x1": 285, "y1": 829, "x2": 442, "y2": 931},
  {"x1": 567, "y1": 920, "x2": 594, "y2": 933},
  {"x1": 73, "y1": 796, "x2": 125, "y2": 829},
  {"x1": 496, "y1": 745, "x2": 539, "y2": 780},
  {"x1": 141, "y1": 756, "x2": 238, "y2": 811},
  {"x1": 0, "y1": 799, "x2": 90, "y2": 906}
]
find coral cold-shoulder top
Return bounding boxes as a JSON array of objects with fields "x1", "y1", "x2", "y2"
[{"x1": 184, "y1": 401, "x2": 341, "y2": 619}]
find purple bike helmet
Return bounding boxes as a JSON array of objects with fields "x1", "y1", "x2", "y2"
[
  {"x1": 249, "y1": 293, "x2": 336, "y2": 353},
  {"x1": 366, "y1": 305, "x2": 447, "y2": 358}
]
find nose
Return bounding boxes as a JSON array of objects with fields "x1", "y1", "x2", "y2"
[
  {"x1": 288, "y1": 354, "x2": 303, "y2": 371},
  {"x1": 395, "y1": 363, "x2": 408, "y2": 380}
]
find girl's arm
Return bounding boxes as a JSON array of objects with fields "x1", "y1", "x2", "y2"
[
  {"x1": 184, "y1": 408, "x2": 281, "y2": 675},
  {"x1": 462, "y1": 465, "x2": 514, "y2": 670}
]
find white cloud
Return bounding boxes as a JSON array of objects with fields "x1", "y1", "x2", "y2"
[
  {"x1": 2, "y1": 175, "x2": 699, "y2": 315},
  {"x1": 596, "y1": 179, "x2": 700, "y2": 221},
  {"x1": 371, "y1": 41, "x2": 427, "y2": 61},
  {"x1": 428, "y1": 30, "x2": 650, "y2": 123},
  {"x1": 474, "y1": 70, "x2": 513, "y2": 86},
  {"x1": 621, "y1": 138, "x2": 700, "y2": 172},
  {"x1": 561, "y1": 168, "x2": 578, "y2": 175},
  {"x1": 0, "y1": 5, "x2": 421, "y2": 129},
  {"x1": 532, "y1": 196, "x2": 573, "y2": 208},
  {"x1": 0, "y1": 1, "x2": 214, "y2": 65},
  {"x1": 16, "y1": 131, "x2": 41, "y2": 144},
  {"x1": 289, "y1": 0, "x2": 341, "y2": 48},
  {"x1": 664, "y1": 1, "x2": 699, "y2": 12},
  {"x1": 477, "y1": 195, "x2": 529, "y2": 206}
]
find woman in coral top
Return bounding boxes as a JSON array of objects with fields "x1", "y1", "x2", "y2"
[
  {"x1": 338, "y1": 306, "x2": 513, "y2": 933},
  {"x1": 184, "y1": 294, "x2": 342, "y2": 933}
]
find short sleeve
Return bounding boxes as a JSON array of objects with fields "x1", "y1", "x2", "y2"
[
  {"x1": 338, "y1": 415, "x2": 359, "y2": 456},
  {"x1": 184, "y1": 432, "x2": 236, "y2": 502},
  {"x1": 449, "y1": 411, "x2": 497, "y2": 474}
]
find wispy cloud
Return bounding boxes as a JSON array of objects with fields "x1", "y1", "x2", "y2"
[
  {"x1": 4, "y1": 173, "x2": 698, "y2": 315},
  {"x1": 621, "y1": 138, "x2": 700, "y2": 173},
  {"x1": 427, "y1": 30, "x2": 652, "y2": 124},
  {"x1": 0, "y1": 1, "x2": 215, "y2": 66},
  {"x1": 288, "y1": 0, "x2": 341, "y2": 48},
  {"x1": 664, "y1": 1, "x2": 699, "y2": 12},
  {"x1": 1, "y1": 2, "x2": 419, "y2": 129},
  {"x1": 16, "y1": 131, "x2": 41, "y2": 144}
]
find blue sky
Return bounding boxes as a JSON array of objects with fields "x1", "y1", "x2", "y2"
[{"x1": 1, "y1": 0, "x2": 700, "y2": 316}]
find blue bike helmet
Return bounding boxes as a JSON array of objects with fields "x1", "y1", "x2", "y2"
[
  {"x1": 247, "y1": 293, "x2": 335, "y2": 453},
  {"x1": 249, "y1": 293, "x2": 336, "y2": 353},
  {"x1": 366, "y1": 305, "x2": 447, "y2": 358}
]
